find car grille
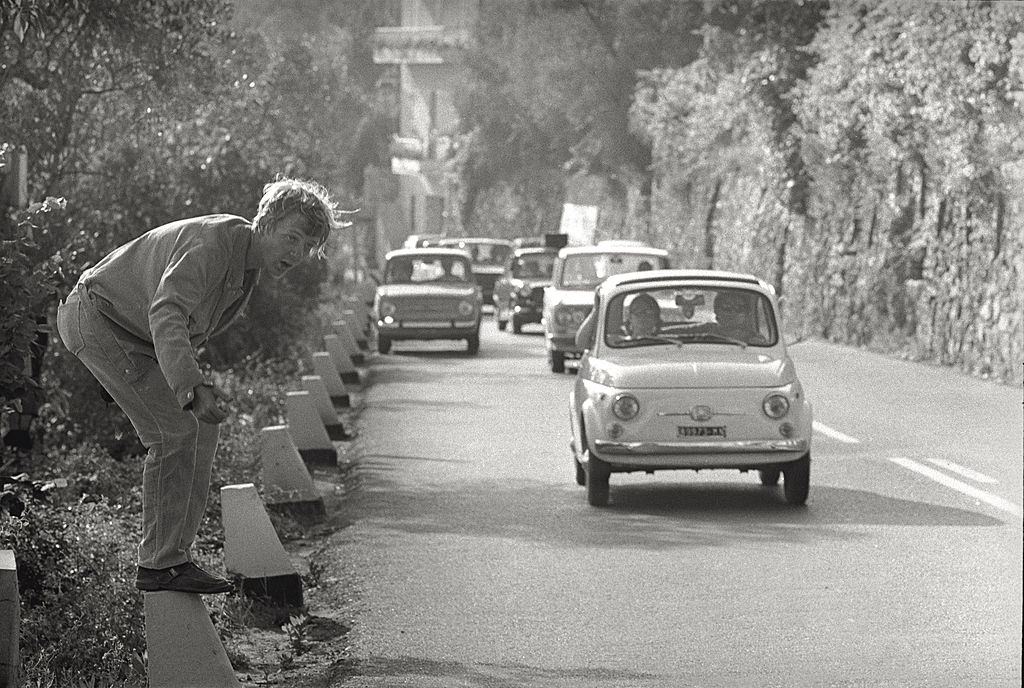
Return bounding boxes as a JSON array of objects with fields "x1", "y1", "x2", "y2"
[{"x1": 392, "y1": 296, "x2": 465, "y2": 319}]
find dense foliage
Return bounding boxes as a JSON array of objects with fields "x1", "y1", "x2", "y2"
[
  {"x1": 453, "y1": 0, "x2": 1022, "y2": 383},
  {"x1": 2, "y1": 0, "x2": 389, "y2": 683}
]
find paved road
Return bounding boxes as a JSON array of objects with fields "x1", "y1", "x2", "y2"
[{"x1": 331, "y1": 317, "x2": 1023, "y2": 687}]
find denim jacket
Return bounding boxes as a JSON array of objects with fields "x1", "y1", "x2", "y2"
[{"x1": 80, "y1": 214, "x2": 259, "y2": 407}]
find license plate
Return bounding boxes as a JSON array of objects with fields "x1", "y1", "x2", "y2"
[{"x1": 678, "y1": 426, "x2": 726, "y2": 438}]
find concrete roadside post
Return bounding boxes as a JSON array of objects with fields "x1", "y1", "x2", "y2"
[
  {"x1": 312, "y1": 352, "x2": 350, "y2": 407},
  {"x1": 143, "y1": 592, "x2": 241, "y2": 687},
  {"x1": 331, "y1": 319, "x2": 364, "y2": 365},
  {"x1": 285, "y1": 391, "x2": 338, "y2": 466},
  {"x1": 324, "y1": 334, "x2": 360, "y2": 385},
  {"x1": 259, "y1": 425, "x2": 325, "y2": 522},
  {"x1": 1, "y1": 550, "x2": 18, "y2": 688},
  {"x1": 344, "y1": 315, "x2": 370, "y2": 351},
  {"x1": 331, "y1": 319, "x2": 365, "y2": 365},
  {"x1": 300, "y1": 375, "x2": 352, "y2": 441},
  {"x1": 221, "y1": 484, "x2": 303, "y2": 608}
]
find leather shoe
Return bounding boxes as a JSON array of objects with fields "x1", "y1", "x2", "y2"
[{"x1": 136, "y1": 562, "x2": 234, "y2": 594}]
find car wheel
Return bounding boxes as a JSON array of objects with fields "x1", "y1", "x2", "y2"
[
  {"x1": 783, "y1": 454, "x2": 810, "y2": 505},
  {"x1": 574, "y1": 458, "x2": 585, "y2": 486},
  {"x1": 512, "y1": 314, "x2": 523, "y2": 334},
  {"x1": 467, "y1": 333, "x2": 480, "y2": 355},
  {"x1": 758, "y1": 468, "x2": 780, "y2": 486},
  {"x1": 586, "y1": 452, "x2": 610, "y2": 506},
  {"x1": 377, "y1": 336, "x2": 391, "y2": 354},
  {"x1": 549, "y1": 349, "x2": 565, "y2": 373}
]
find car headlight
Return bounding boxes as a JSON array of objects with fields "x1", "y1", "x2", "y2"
[
  {"x1": 458, "y1": 300, "x2": 475, "y2": 316},
  {"x1": 554, "y1": 307, "x2": 587, "y2": 330},
  {"x1": 762, "y1": 393, "x2": 790, "y2": 419},
  {"x1": 611, "y1": 393, "x2": 640, "y2": 421},
  {"x1": 379, "y1": 300, "x2": 396, "y2": 318}
]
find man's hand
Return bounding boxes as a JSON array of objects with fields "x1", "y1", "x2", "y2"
[{"x1": 192, "y1": 383, "x2": 230, "y2": 424}]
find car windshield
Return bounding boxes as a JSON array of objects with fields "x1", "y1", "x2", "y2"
[
  {"x1": 439, "y1": 240, "x2": 512, "y2": 266},
  {"x1": 511, "y1": 253, "x2": 556, "y2": 279},
  {"x1": 385, "y1": 255, "x2": 471, "y2": 284},
  {"x1": 604, "y1": 286, "x2": 778, "y2": 348},
  {"x1": 559, "y1": 253, "x2": 667, "y2": 290}
]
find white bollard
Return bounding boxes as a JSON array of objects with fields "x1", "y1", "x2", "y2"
[
  {"x1": 259, "y1": 425, "x2": 325, "y2": 521},
  {"x1": 1, "y1": 550, "x2": 19, "y2": 688},
  {"x1": 300, "y1": 375, "x2": 352, "y2": 441},
  {"x1": 221, "y1": 484, "x2": 303, "y2": 607},
  {"x1": 285, "y1": 391, "x2": 337, "y2": 465},
  {"x1": 330, "y1": 320, "x2": 364, "y2": 365},
  {"x1": 144, "y1": 591, "x2": 241, "y2": 687},
  {"x1": 324, "y1": 334, "x2": 360, "y2": 385},
  {"x1": 312, "y1": 352, "x2": 350, "y2": 407}
]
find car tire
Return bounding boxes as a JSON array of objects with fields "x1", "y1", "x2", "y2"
[
  {"x1": 377, "y1": 336, "x2": 391, "y2": 354},
  {"x1": 549, "y1": 349, "x2": 565, "y2": 373},
  {"x1": 758, "y1": 468, "x2": 780, "y2": 486},
  {"x1": 782, "y1": 454, "x2": 810, "y2": 505},
  {"x1": 512, "y1": 314, "x2": 523, "y2": 334},
  {"x1": 574, "y1": 458, "x2": 585, "y2": 486},
  {"x1": 586, "y1": 452, "x2": 610, "y2": 506},
  {"x1": 467, "y1": 333, "x2": 480, "y2": 355}
]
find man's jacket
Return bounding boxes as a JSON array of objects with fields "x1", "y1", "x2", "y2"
[{"x1": 80, "y1": 214, "x2": 259, "y2": 408}]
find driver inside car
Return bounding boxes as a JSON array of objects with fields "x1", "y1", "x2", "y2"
[{"x1": 712, "y1": 291, "x2": 762, "y2": 343}]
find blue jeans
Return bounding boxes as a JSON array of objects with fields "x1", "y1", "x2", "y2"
[{"x1": 56, "y1": 284, "x2": 219, "y2": 569}]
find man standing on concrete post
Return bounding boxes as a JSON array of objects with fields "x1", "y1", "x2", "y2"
[{"x1": 55, "y1": 177, "x2": 346, "y2": 594}]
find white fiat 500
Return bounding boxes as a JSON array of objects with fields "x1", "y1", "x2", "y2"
[{"x1": 569, "y1": 269, "x2": 813, "y2": 507}]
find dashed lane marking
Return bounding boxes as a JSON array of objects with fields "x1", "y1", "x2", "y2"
[
  {"x1": 890, "y1": 457, "x2": 1022, "y2": 519},
  {"x1": 925, "y1": 458, "x2": 999, "y2": 485},
  {"x1": 812, "y1": 421, "x2": 860, "y2": 444}
]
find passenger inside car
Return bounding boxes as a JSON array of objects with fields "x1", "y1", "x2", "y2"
[{"x1": 624, "y1": 293, "x2": 661, "y2": 339}]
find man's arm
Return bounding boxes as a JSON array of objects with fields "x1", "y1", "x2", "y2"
[{"x1": 149, "y1": 233, "x2": 230, "y2": 408}]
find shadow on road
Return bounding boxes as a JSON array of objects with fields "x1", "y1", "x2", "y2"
[
  {"x1": 332, "y1": 654, "x2": 662, "y2": 686},
  {"x1": 340, "y1": 466, "x2": 1005, "y2": 552}
]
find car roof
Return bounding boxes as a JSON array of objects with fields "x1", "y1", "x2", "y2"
[
  {"x1": 384, "y1": 247, "x2": 471, "y2": 260},
  {"x1": 557, "y1": 245, "x2": 670, "y2": 258},
  {"x1": 438, "y1": 237, "x2": 515, "y2": 246},
  {"x1": 600, "y1": 269, "x2": 774, "y2": 295}
]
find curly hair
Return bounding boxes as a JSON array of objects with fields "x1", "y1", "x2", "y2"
[{"x1": 252, "y1": 177, "x2": 351, "y2": 259}]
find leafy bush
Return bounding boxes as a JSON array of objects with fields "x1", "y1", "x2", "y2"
[{"x1": 0, "y1": 486, "x2": 144, "y2": 685}]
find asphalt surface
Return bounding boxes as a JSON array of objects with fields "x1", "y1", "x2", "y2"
[{"x1": 330, "y1": 316, "x2": 1023, "y2": 687}]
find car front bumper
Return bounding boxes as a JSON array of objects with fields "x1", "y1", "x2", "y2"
[
  {"x1": 592, "y1": 438, "x2": 809, "y2": 469},
  {"x1": 377, "y1": 320, "x2": 479, "y2": 340}
]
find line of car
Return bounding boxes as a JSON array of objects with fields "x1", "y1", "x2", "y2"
[{"x1": 372, "y1": 235, "x2": 814, "y2": 509}]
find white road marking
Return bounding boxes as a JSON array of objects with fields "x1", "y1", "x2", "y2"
[
  {"x1": 890, "y1": 457, "x2": 1022, "y2": 519},
  {"x1": 925, "y1": 458, "x2": 999, "y2": 485},
  {"x1": 812, "y1": 421, "x2": 860, "y2": 444}
]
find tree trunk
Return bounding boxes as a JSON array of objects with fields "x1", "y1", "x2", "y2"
[{"x1": 703, "y1": 178, "x2": 722, "y2": 269}]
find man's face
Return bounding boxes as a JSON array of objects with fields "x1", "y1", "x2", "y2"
[{"x1": 260, "y1": 212, "x2": 321, "y2": 280}]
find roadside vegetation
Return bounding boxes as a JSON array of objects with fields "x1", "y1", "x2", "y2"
[
  {"x1": 451, "y1": 0, "x2": 1022, "y2": 385},
  {"x1": 2, "y1": 1, "x2": 390, "y2": 684}
]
